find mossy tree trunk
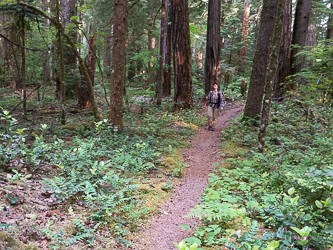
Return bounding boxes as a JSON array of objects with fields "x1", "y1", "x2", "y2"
[
  {"x1": 156, "y1": 0, "x2": 166, "y2": 105},
  {"x1": 108, "y1": 0, "x2": 127, "y2": 132},
  {"x1": 21, "y1": 10, "x2": 27, "y2": 120},
  {"x1": 172, "y1": 0, "x2": 193, "y2": 109},
  {"x1": 204, "y1": 0, "x2": 221, "y2": 95},
  {"x1": 78, "y1": 19, "x2": 97, "y2": 109},
  {"x1": 17, "y1": 2, "x2": 101, "y2": 122},
  {"x1": 239, "y1": 0, "x2": 250, "y2": 65},
  {"x1": 163, "y1": 0, "x2": 172, "y2": 97},
  {"x1": 258, "y1": 0, "x2": 286, "y2": 153},
  {"x1": 289, "y1": 0, "x2": 312, "y2": 92},
  {"x1": 242, "y1": 0, "x2": 278, "y2": 121},
  {"x1": 327, "y1": 0, "x2": 333, "y2": 39},
  {"x1": 56, "y1": 0, "x2": 66, "y2": 125},
  {"x1": 274, "y1": 0, "x2": 292, "y2": 100}
]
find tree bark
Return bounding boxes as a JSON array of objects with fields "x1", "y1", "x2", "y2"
[
  {"x1": 289, "y1": 0, "x2": 312, "y2": 91},
  {"x1": 56, "y1": 0, "x2": 66, "y2": 125},
  {"x1": 103, "y1": 27, "x2": 112, "y2": 80},
  {"x1": 326, "y1": 0, "x2": 333, "y2": 39},
  {"x1": 196, "y1": 46, "x2": 202, "y2": 81},
  {"x1": 172, "y1": 0, "x2": 192, "y2": 109},
  {"x1": 274, "y1": 0, "x2": 292, "y2": 99},
  {"x1": 258, "y1": 0, "x2": 286, "y2": 153},
  {"x1": 78, "y1": 19, "x2": 97, "y2": 109},
  {"x1": 108, "y1": 0, "x2": 127, "y2": 132},
  {"x1": 147, "y1": 0, "x2": 156, "y2": 89},
  {"x1": 239, "y1": 0, "x2": 250, "y2": 64},
  {"x1": 41, "y1": 0, "x2": 51, "y2": 88},
  {"x1": 21, "y1": 11, "x2": 27, "y2": 120},
  {"x1": 204, "y1": 0, "x2": 221, "y2": 95},
  {"x1": 16, "y1": 2, "x2": 100, "y2": 122},
  {"x1": 61, "y1": 0, "x2": 78, "y2": 99},
  {"x1": 163, "y1": 0, "x2": 172, "y2": 97},
  {"x1": 242, "y1": 0, "x2": 278, "y2": 121},
  {"x1": 157, "y1": 0, "x2": 166, "y2": 105}
]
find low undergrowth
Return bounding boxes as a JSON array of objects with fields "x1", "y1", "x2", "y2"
[
  {"x1": 0, "y1": 101, "x2": 206, "y2": 249},
  {"x1": 180, "y1": 98, "x2": 333, "y2": 250}
]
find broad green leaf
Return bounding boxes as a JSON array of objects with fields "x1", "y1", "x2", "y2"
[
  {"x1": 315, "y1": 200, "x2": 323, "y2": 209},
  {"x1": 288, "y1": 187, "x2": 295, "y2": 195},
  {"x1": 180, "y1": 224, "x2": 191, "y2": 230}
]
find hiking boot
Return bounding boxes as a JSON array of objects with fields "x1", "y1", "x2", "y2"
[
  {"x1": 208, "y1": 126, "x2": 211, "y2": 130},
  {"x1": 210, "y1": 127, "x2": 215, "y2": 131}
]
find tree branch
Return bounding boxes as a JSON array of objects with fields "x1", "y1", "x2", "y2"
[{"x1": 0, "y1": 34, "x2": 44, "y2": 51}]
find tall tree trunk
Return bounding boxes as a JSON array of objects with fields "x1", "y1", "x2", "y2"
[
  {"x1": 242, "y1": 0, "x2": 278, "y2": 121},
  {"x1": 78, "y1": 20, "x2": 97, "y2": 109},
  {"x1": 172, "y1": 0, "x2": 193, "y2": 109},
  {"x1": 204, "y1": 0, "x2": 221, "y2": 95},
  {"x1": 104, "y1": 27, "x2": 112, "y2": 80},
  {"x1": 157, "y1": 0, "x2": 166, "y2": 105},
  {"x1": 258, "y1": 0, "x2": 286, "y2": 152},
  {"x1": 196, "y1": 46, "x2": 203, "y2": 81},
  {"x1": 61, "y1": 0, "x2": 78, "y2": 99},
  {"x1": 0, "y1": 14, "x2": 11, "y2": 88},
  {"x1": 326, "y1": 0, "x2": 333, "y2": 39},
  {"x1": 108, "y1": 0, "x2": 127, "y2": 132},
  {"x1": 56, "y1": 0, "x2": 66, "y2": 125},
  {"x1": 274, "y1": 0, "x2": 292, "y2": 99},
  {"x1": 19, "y1": 2, "x2": 100, "y2": 122},
  {"x1": 147, "y1": 0, "x2": 156, "y2": 89},
  {"x1": 21, "y1": 12, "x2": 27, "y2": 120},
  {"x1": 42, "y1": 0, "x2": 50, "y2": 87},
  {"x1": 289, "y1": 0, "x2": 312, "y2": 91},
  {"x1": 239, "y1": 0, "x2": 250, "y2": 64},
  {"x1": 163, "y1": 0, "x2": 172, "y2": 97}
]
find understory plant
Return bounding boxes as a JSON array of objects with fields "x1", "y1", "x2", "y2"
[{"x1": 181, "y1": 100, "x2": 333, "y2": 249}]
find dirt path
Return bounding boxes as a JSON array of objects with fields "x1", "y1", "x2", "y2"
[{"x1": 134, "y1": 103, "x2": 244, "y2": 250}]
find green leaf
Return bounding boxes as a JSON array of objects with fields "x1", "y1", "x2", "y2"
[
  {"x1": 212, "y1": 162, "x2": 219, "y2": 167},
  {"x1": 180, "y1": 224, "x2": 191, "y2": 230},
  {"x1": 183, "y1": 237, "x2": 201, "y2": 246},
  {"x1": 265, "y1": 240, "x2": 279, "y2": 250},
  {"x1": 288, "y1": 187, "x2": 295, "y2": 195},
  {"x1": 315, "y1": 200, "x2": 323, "y2": 209}
]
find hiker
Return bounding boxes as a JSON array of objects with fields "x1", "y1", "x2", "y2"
[{"x1": 206, "y1": 83, "x2": 223, "y2": 131}]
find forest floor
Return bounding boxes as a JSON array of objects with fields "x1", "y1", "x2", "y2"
[{"x1": 132, "y1": 103, "x2": 244, "y2": 250}]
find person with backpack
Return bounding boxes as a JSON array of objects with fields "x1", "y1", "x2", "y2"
[{"x1": 206, "y1": 83, "x2": 223, "y2": 131}]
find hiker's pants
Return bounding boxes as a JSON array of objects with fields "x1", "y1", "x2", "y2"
[{"x1": 207, "y1": 106, "x2": 220, "y2": 128}]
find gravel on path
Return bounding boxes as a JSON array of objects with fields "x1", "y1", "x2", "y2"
[{"x1": 134, "y1": 104, "x2": 244, "y2": 250}]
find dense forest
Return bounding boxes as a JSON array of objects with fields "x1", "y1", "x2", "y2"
[{"x1": 0, "y1": 0, "x2": 333, "y2": 249}]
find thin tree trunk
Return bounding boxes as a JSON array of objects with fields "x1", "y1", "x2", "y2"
[
  {"x1": 21, "y1": 10, "x2": 27, "y2": 120},
  {"x1": 61, "y1": 0, "x2": 78, "y2": 99},
  {"x1": 19, "y1": 2, "x2": 101, "y2": 122},
  {"x1": 196, "y1": 46, "x2": 202, "y2": 81},
  {"x1": 172, "y1": 0, "x2": 193, "y2": 109},
  {"x1": 204, "y1": 0, "x2": 221, "y2": 95},
  {"x1": 289, "y1": 0, "x2": 312, "y2": 91},
  {"x1": 147, "y1": 0, "x2": 156, "y2": 89},
  {"x1": 56, "y1": 0, "x2": 66, "y2": 125},
  {"x1": 274, "y1": 0, "x2": 292, "y2": 99},
  {"x1": 258, "y1": 0, "x2": 286, "y2": 153},
  {"x1": 242, "y1": 0, "x2": 278, "y2": 121},
  {"x1": 103, "y1": 27, "x2": 112, "y2": 80},
  {"x1": 239, "y1": 0, "x2": 250, "y2": 64},
  {"x1": 78, "y1": 19, "x2": 97, "y2": 109},
  {"x1": 42, "y1": 0, "x2": 50, "y2": 87},
  {"x1": 326, "y1": 0, "x2": 333, "y2": 39},
  {"x1": 108, "y1": 0, "x2": 127, "y2": 132},
  {"x1": 157, "y1": 0, "x2": 166, "y2": 105},
  {"x1": 163, "y1": 0, "x2": 172, "y2": 97}
]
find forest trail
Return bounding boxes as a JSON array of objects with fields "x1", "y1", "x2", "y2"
[{"x1": 133, "y1": 103, "x2": 244, "y2": 250}]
